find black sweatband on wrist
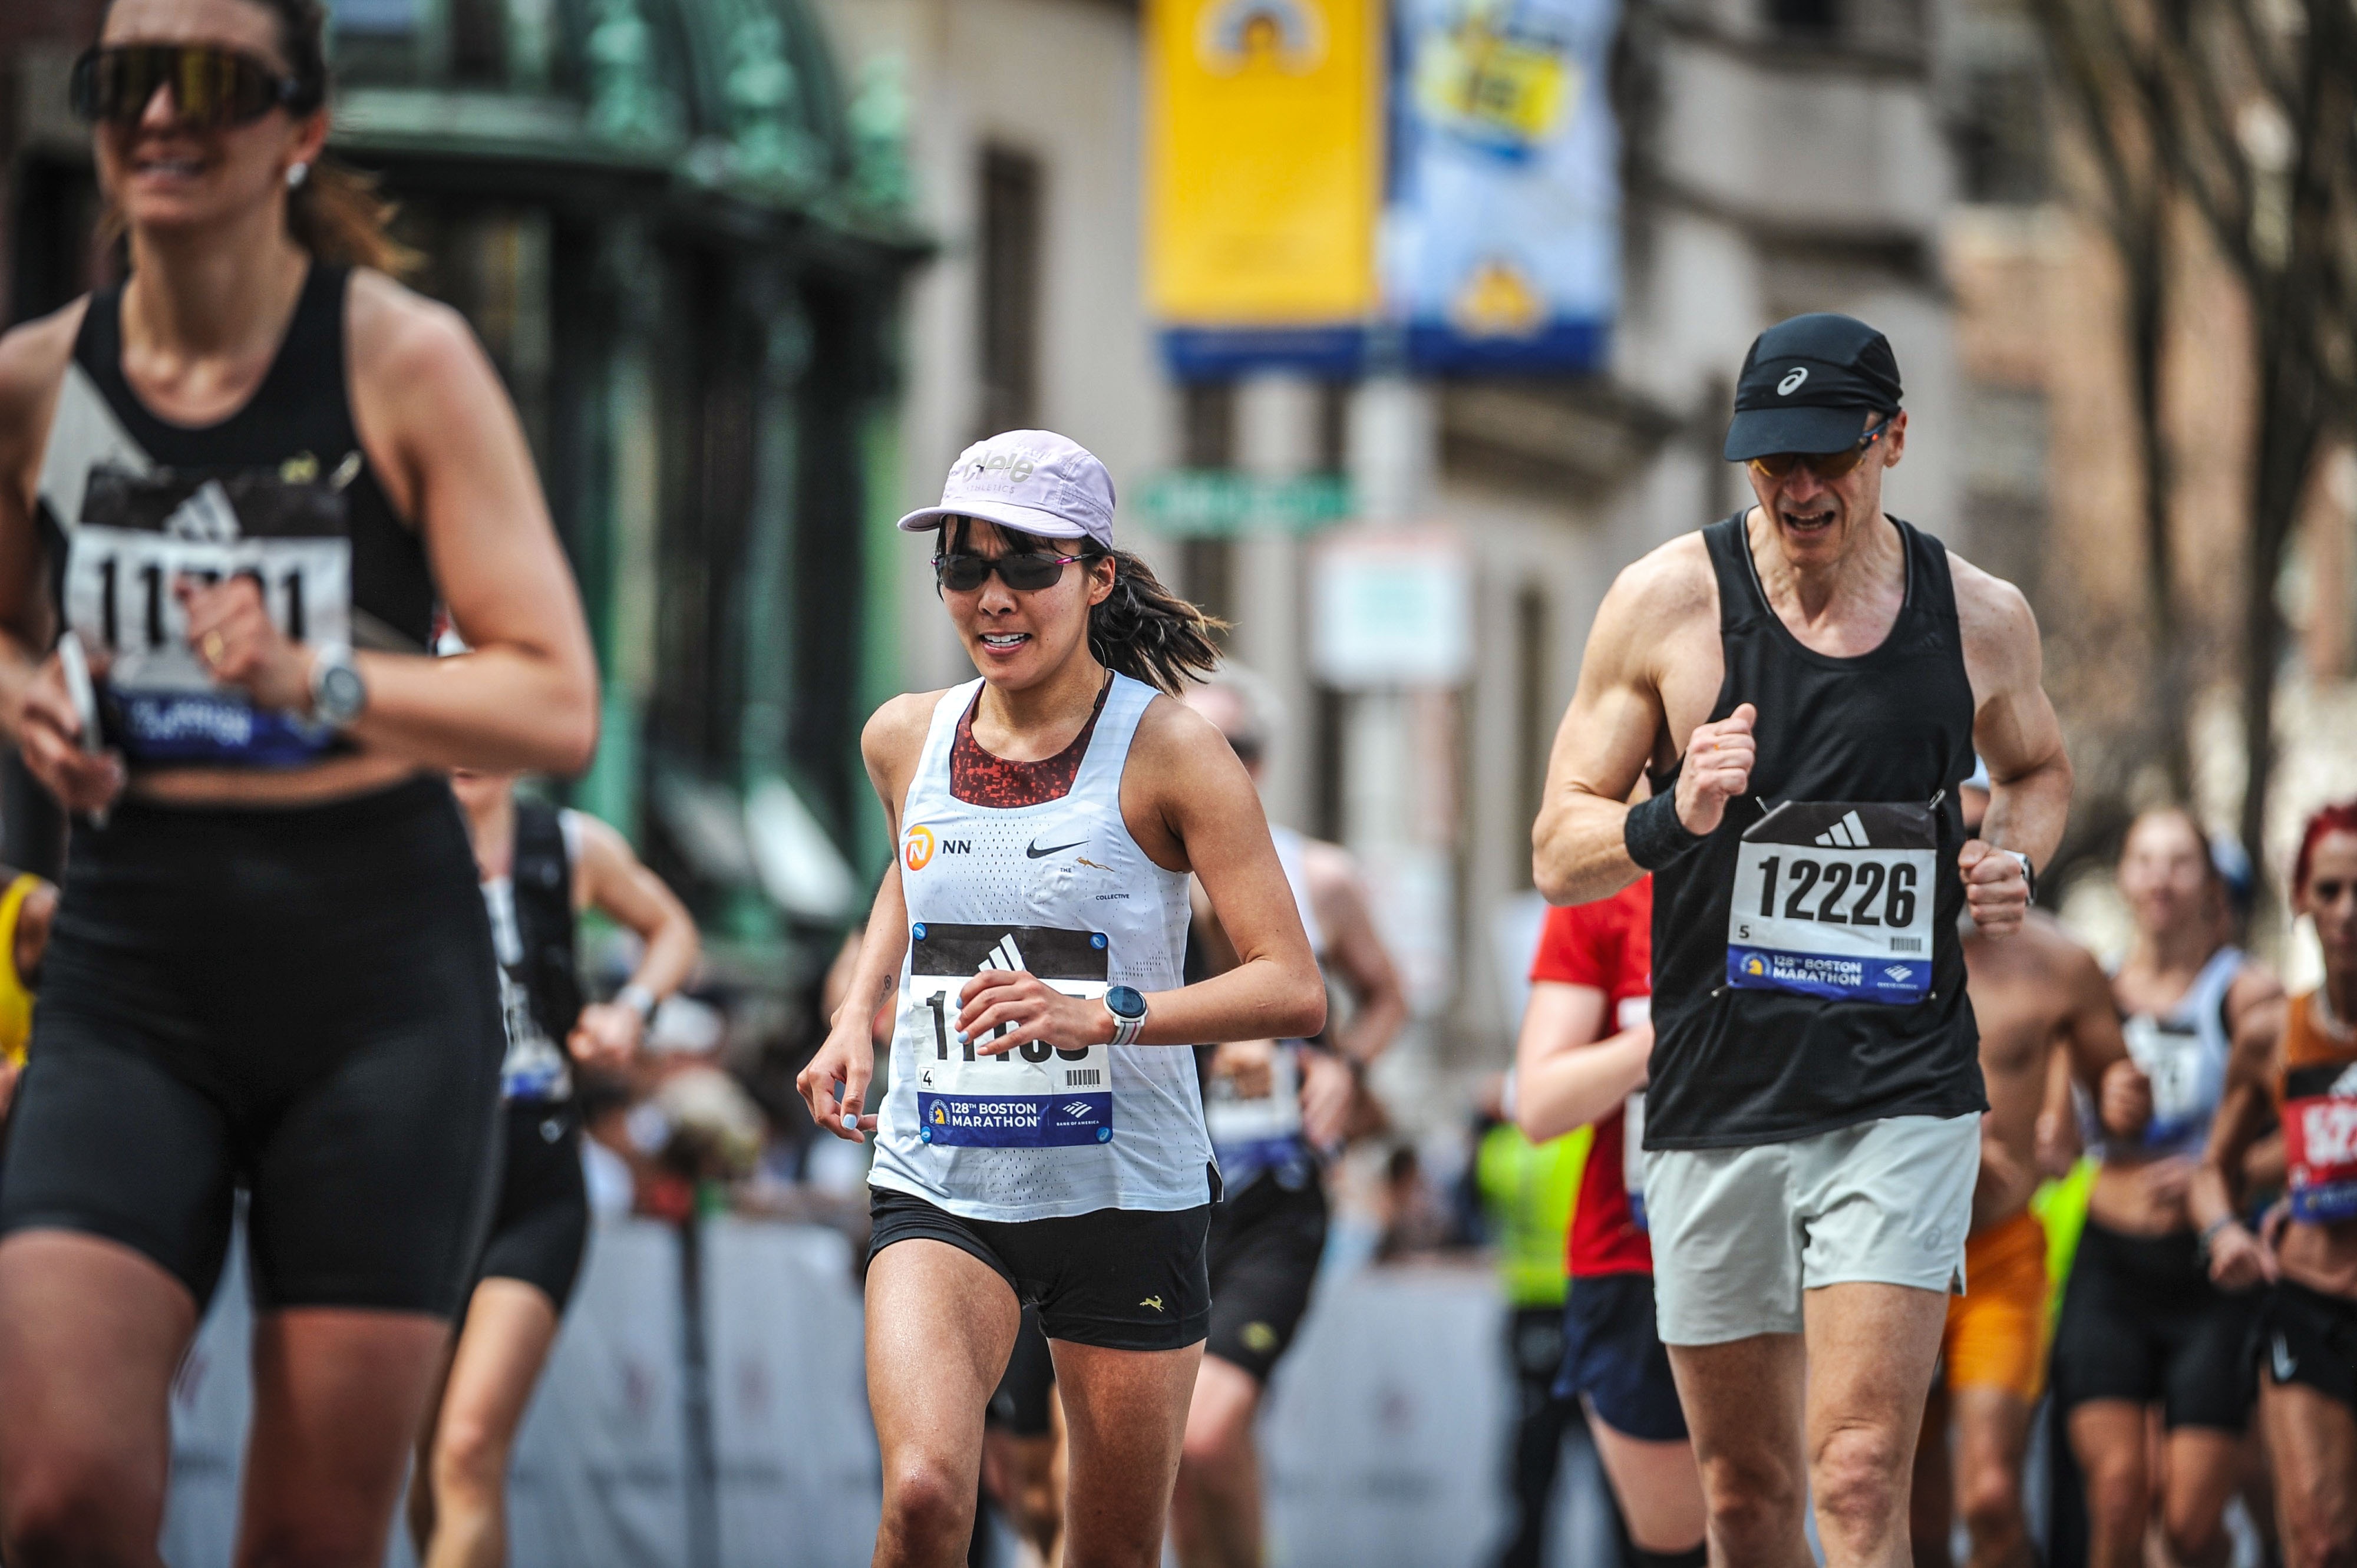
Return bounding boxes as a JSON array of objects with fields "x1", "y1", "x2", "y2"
[{"x1": 1625, "y1": 790, "x2": 1705, "y2": 870}]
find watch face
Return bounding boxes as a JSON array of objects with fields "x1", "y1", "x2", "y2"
[
  {"x1": 1107, "y1": 985, "x2": 1146, "y2": 1019},
  {"x1": 319, "y1": 663, "x2": 365, "y2": 722}
]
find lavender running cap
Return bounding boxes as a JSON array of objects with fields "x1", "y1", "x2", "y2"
[{"x1": 896, "y1": 430, "x2": 1117, "y2": 550}]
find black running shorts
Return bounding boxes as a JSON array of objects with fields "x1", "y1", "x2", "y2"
[
  {"x1": 0, "y1": 780, "x2": 505, "y2": 1316},
  {"x1": 2257, "y1": 1277, "x2": 2357, "y2": 1411},
  {"x1": 1555, "y1": 1271, "x2": 1688, "y2": 1442},
  {"x1": 988, "y1": 1306, "x2": 1058, "y2": 1436},
  {"x1": 476, "y1": 1100, "x2": 590, "y2": 1313},
  {"x1": 1205, "y1": 1167, "x2": 1327, "y2": 1382},
  {"x1": 867, "y1": 1187, "x2": 1210, "y2": 1351},
  {"x1": 2050, "y1": 1220, "x2": 2261, "y2": 1431}
]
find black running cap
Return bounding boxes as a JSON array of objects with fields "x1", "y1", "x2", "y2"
[{"x1": 1724, "y1": 313, "x2": 1904, "y2": 462}]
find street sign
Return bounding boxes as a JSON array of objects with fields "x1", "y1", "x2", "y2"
[
  {"x1": 1309, "y1": 527, "x2": 1474, "y2": 688},
  {"x1": 1134, "y1": 470, "x2": 1354, "y2": 536}
]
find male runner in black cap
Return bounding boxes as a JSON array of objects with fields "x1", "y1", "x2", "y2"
[{"x1": 1530, "y1": 313, "x2": 2074, "y2": 1568}]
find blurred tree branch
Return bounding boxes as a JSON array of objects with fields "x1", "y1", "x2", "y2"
[{"x1": 2029, "y1": 0, "x2": 2356, "y2": 892}]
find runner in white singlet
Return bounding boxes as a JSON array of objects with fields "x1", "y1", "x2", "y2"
[{"x1": 795, "y1": 431, "x2": 1324, "y2": 1568}]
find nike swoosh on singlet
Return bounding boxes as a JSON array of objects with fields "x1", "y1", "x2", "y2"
[{"x1": 1026, "y1": 839, "x2": 1086, "y2": 859}]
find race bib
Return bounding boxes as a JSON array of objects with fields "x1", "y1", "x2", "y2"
[
  {"x1": 1204, "y1": 1040, "x2": 1303, "y2": 1149},
  {"x1": 2283, "y1": 1061, "x2": 2357, "y2": 1224},
  {"x1": 904, "y1": 922, "x2": 1112, "y2": 1148},
  {"x1": 2122, "y1": 1015, "x2": 2210, "y2": 1146},
  {"x1": 1727, "y1": 802, "x2": 1937, "y2": 1004},
  {"x1": 1618, "y1": 995, "x2": 1650, "y2": 1231},
  {"x1": 66, "y1": 464, "x2": 354, "y2": 767}
]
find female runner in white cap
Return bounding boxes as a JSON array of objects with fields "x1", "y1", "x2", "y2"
[{"x1": 798, "y1": 430, "x2": 1325, "y2": 1567}]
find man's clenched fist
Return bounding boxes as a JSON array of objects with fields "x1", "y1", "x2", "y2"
[{"x1": 1676, "y1": 703, "x2": 1756, "y2": 836}]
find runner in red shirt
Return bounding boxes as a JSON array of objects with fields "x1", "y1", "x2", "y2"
[{"x1": 1514, "y1": 877, "x2": 1705, "y2": 1567}]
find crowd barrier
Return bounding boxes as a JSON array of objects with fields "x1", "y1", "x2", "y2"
[{"x1": 159, "y1": 1222, "x2": 1617, "y2": 1568}]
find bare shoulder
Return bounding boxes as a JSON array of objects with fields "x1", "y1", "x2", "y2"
[
  {"x1": 346, "y1": 268, "x2": 490, "y2": 389},
  {"x1": 567, "y1": 807, "x2": 637, "y2": 866},
  {"x1": 0, "y1": 301, "x2": 88, "y2": 466},
  {"x1": 861, "y1": 689, "x2": 946, "y2": 772},
  {"x1": 1946, "y1": 550, "x2": 2038, "y2": 656},
  {"x1": 2227, "y1": 957, "x2": 2284, "y2": 1016},
  {"x1": 1299, "y1": 836, "x2": 1362, "y2": 892},
  {"x1": 1610, "y1": 530, "x2": 1717, "y2": 625},
  {"x1": 2019, "y1": 910, "x2": 2101, "y2": 984}
]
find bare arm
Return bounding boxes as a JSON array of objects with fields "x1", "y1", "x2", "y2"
[
  {"x1": 1512, "y1": 981, "x2": 1650, "y2": 1143},
  {"x1": 1952, "y1": 559, "x2": 2071, "y2": 920},
  {"x1": 1302, "y1": 840, "x2": 1407, "y2": 1066},
  {"x1": 2054, "y1": 933, "x2": 2150, "y2": 1140},
  {"x1": 1531, "y1": 539, "x2": 1727, "y2": 905},
  {"x1": 794, "y1": 692, "x2": 935, "y2": 1140},
  {"x1": 2191, "y1": 995, "x2": 2286, "y2": 1288},
  {"x1": 565, "y1": 813, "x2": 701, "y2": 1069}
]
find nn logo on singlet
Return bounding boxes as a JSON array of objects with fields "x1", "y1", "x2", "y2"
[{"x1": 902, "y1": 825, "x2": 973, "y2": 872}]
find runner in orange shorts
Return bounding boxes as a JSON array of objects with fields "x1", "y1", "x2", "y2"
[{"x1": 1911, "y1": 777, "x2": 2151, "y2": 1568}]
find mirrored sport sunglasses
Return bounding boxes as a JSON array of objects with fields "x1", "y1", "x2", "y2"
[
  {"x1": 70, "y1": 44, "x2": 309, "y2": 130},
  {"x1": 932, "y1": 550, "x2": 1086, "y2": 593},
  {"x1": 1746, "y1": 417, "x2": 1894, "y2": 483}
]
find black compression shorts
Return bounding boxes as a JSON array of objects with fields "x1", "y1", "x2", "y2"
[
  {"x1": 867, "y1": 1187, "x2": 1210, "y2": 1352},
  {"x1": 2051, "y1": 1220, "x2": 2261, "y2": 1431},
  {"x1": 0, "y1": 780, "x2": 505, "y2": 1316},
  {"x1": 2257, "y1": 1277, "x2": 2357, "y2": 1410},
  {"x1": 1555, "y1": 1271, "x2": 1688, "y2": 1442},
  {"x1": 988, "y1": 1306, "x2": 1058, "y2": 1436},
  {"x1": 476, "y1": 1100, "x2": 589, "y2": 1313},
  {"x1": 1205, "y1": 1167, "x2": 1327, "y2": 1382}
]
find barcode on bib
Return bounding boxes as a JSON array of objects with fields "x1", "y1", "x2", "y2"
[
  {"x1": 1065, "y1": 1069, "x2": 1102, "y2": 1087},
  {"x1": 1890, "y1": 938, "x2": 1924, "y2": 953}
]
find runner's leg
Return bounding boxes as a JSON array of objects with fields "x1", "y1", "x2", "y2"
[
  {"x1": 235, "y1": 1308, "x2": 454, "y2": 1567},
  {"x1": 2154, "y1": 1429, "x2": 2241, "y2": 1568},
  {"x1": 1909, "y1": 1376, "x2": 1954, "y2": 1568},
  {"x1": 407, "y1": 1332, "x2": 461, "y2": 1555},
  {"x1": 2261, "y1": 1378, "x2": 2357, "y2": 1568},
  {"x1": 1800, "y1": 1280, "x2": 1949, "y2": 1568},
  {"x1": 1171, "y1": 1353, "x2": 1260, "y2": 1568},
  {"x1": 0, "y1": 1232, "x2": 196, "y2": 1566},
  {"x1": 1950, "y1": 1387, "x2": 2034, "y2": 1568},
  {"x1": 1665, "y1": 1334, "x2": 1811, "y2": 1567},
  {"x1": 870, "y1": 1239, "x2": 1024, "y2": 1568},
  {"x1": 1053, "y1": 1338, "x2": 1204, "y2": 1568},
  {"x1": 2068, "y1": 1401, "x2": 2150, "y2": 1568},
  {"x1": 1585, "y1": 1415, "x2": 1706, "y2": 1556},
  {"x1": 421, "y1": 1278, "x2": 563, "y2": 1568}
]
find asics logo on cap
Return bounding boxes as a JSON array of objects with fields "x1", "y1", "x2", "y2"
[
  {"x1": 1815, "y1": 810, "x2": 1871, "y2": 848},
  {"x1": 1778, "y1": 367, "x2": 1809, "y2": 395}
]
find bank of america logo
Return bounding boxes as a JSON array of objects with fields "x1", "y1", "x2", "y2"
[
  {"x1": 982, "y1": 935, "x2": 1025, "y2": 973},
  {"x1": 1062, "y1": 1101, "x2": 1097, "y2": 1120},
  {"x1": 1816, "y1": 811, "x2": 1871, "y2": 849},
  {"x1": 1884, "y1": 965, "x2": 1912, "y2": 982}
]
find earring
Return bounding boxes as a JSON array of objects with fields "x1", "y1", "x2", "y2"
[{"x1": 286, "y1": 162, "x2": 309, "y2": 189}]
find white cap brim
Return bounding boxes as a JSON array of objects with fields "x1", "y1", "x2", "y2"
[{"x1": 896, "y1": 499, "x2": 1107, "y2": 549}]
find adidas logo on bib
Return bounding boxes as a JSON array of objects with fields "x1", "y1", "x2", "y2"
[{"x1": 1815, "y1": 810, "x2": 1872, "y2": 848}]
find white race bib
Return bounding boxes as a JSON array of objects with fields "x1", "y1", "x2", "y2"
[
  {"x1": 1204, "y1": 1041, "x2": 1303, "y2": 1148},
  {"x1": 903, "y1": 922, "x2": 1112, "y2": 1147},
  {"x1": 1727, "y1": 801, "x2": 1937, "y2": 1005},
  {"x1": 2122, "y1": 1015, "x2": 2209, "y2": 1145},
  {"x1": 67, "y1": 467, "x2": 353, "y2": 767}
]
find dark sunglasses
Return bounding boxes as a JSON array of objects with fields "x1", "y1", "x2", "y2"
[
  {"x1": 70, "y1": 44, "x2": 309, "y2": 130},
  {"x1": 1747, "y1": 417, "x2": 1894, "y2": 483},
  {"x1": 933, "y1": 551, "x2": 1085, "y2": 593}
]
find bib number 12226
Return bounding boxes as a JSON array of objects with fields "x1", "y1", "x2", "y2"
[
  {"x1": 1727, "y1": 801, "x2": 1938, "y2": 1004},
  {"x1": 903, "y1": 922, "x2": 1113, "y2": 1148}
]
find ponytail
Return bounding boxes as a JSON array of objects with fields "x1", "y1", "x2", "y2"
[{"x1": 1084, "y1": 545, "x2": 1225, "y2": 695}]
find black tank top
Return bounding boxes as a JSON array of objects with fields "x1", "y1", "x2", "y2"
[
  {"x1": 1645, "y1": 513, "x2": 1986, "y2": 1148},
  {"x1": 36, "y1": 263, "x2": 435, "y2": 767},
  {"x1": 510, "y1": 800, "x2": 585, "y2": 1052}
]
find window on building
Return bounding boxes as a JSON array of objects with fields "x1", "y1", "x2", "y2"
[
  {"x1": 1765, "y1": 0, "x2": 1841, "y2": 34},
  {"x1": 1953, "y1": 60, "x2": 2049, "y2": 204},
  {"x1": 1179, "y1": 381, "x2": 1236, "y2": 632},
  {"x1": 977, "y1": 146, "x2": 1043, "y2": 438}
]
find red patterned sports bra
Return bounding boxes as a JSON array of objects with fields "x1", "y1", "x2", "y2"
[{"x1": 948, "y1": 678, "x2": 1111, "y2": 808}]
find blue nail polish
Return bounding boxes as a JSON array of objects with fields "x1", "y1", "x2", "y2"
[
  {"x1": 955, "y1": 1031, "x2": 969, "y2": 1046},
  {"x1": 841, "y1": 1113, "x2": 859, "y2": 1131}
]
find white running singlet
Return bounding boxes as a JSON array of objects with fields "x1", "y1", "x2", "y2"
[{"x1": 869, "y1": 675, "x2": 1211, "y2": 1222}]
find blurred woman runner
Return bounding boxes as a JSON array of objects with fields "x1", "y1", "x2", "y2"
[
  {"x1": 2194, "y1": 800, "x2": 2357, "y2": 1568},
  {"x1": 797, "y1": 431, "x2": 1325, "y2": 1568},
  {"x1": 409, "y1": 757, "x2": 699, "y2": 1568},
  {"x1": 2051, "y1": 807, "x2": 2280, "y2": 1568},
  {"x1": 0, "y1": 0, "x2": 597, "y2": 1559}
]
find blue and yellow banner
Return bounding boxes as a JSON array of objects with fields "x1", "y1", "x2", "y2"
[
  {"x1": 1146, "y1": 0, "x2": 1384, "y2": 376},
  {"x1": 1386, "y1": 0, "x2": 1620, "y2": 372}
]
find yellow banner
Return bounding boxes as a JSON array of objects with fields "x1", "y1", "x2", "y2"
[{"x1": 1146, "y1": 0, "x2": 1383, "y2": 326}]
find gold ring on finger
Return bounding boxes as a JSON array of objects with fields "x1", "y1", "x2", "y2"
[{"x1": 202, "y1": 631, "x2": 227, "y2": 665}]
